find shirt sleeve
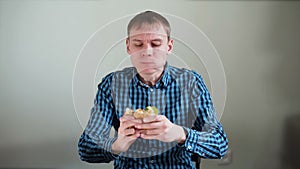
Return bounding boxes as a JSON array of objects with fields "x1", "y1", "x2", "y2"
[
  {"x1": 78, "y1": 73, "x2": 119, "y2": 163},
  {"x1": 180, "y1": 71, "x2": 228, "y2": 159}
]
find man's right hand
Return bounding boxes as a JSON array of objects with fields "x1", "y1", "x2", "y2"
[{"x1": 111, "y1": 115, "x2": 142, "y2": 154}]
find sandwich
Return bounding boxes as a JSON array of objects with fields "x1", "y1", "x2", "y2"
[{"x1": 125, "y1": 106, "x2": 159, "y2": 119}]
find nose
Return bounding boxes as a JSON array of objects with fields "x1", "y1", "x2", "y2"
[{"x1": 141, "y1": 44, "x2": 153, "y2": 56}]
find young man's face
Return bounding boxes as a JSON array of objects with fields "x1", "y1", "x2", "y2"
[{"x1": 126, "y1": 24, "x2": 173, "y2": 76}]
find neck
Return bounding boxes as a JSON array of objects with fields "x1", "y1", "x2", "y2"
[{"x1": 138, "y1": 69, "x2": 164, "y2": 86}]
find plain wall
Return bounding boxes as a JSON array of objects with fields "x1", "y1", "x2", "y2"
[{"x1": 0, "y1": 1, "x2": 300, "y2": 169}]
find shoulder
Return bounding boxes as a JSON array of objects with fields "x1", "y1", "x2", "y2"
[
  {"x1": 97, "y1": 67, "x2": 135, "y2": 87},
  {"x1": 168, "y1": 65, "x2": 204, "y2": 83},
  {"x1": 113, "y1": 67, "x2": 136, "y2": 79}
]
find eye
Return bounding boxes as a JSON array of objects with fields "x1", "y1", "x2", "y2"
[
  {"x1": 151, "y1": 41, "x2": 161, "y2": 47},
  {"x1": 134, "y1": 43, "x2": 143, "y2": 47}
]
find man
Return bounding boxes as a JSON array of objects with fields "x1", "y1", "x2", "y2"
[{"x1": 78, "y1": 11, "x2": 228, "y2": 168}]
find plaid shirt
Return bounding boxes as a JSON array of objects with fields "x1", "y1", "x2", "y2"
[{"x1": 78, "y1": 64, "x2": 228, "y2": 169}]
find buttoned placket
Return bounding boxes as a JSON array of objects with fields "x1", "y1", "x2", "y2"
[
  {"x1": 148, "y1": 86, "x2": 155, "y2": 106},
  {"x1": 139, "y1": 81, "x2": 153, "y2": 105}
]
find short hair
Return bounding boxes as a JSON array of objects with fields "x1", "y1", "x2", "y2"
[{"x1": 127, "y1": 11, "x2": 171, "y2": 40}]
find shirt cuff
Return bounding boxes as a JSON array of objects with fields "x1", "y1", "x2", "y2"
[
  {"x1": 177, "y1": 127, "x2": 213, "y2": 158},
  {"x1": 177, "y1": 127, "x2": 198, "y2": 153}
]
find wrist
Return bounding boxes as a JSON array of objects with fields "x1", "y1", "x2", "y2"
[
  {"x1": 111, "y1": 141, "x2": 121, "y2": 155},
  {"x1": 177, "y1": 126, "x2": 187, "y2": 144}
]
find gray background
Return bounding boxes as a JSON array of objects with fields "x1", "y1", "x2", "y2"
[{"x1": 1, "y1": 0, "x2": 300, "y2": 169}]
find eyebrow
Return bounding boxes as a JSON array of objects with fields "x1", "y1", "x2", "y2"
[{"x1": 131, "y1": 39, "x2": 163, "y2": 42}]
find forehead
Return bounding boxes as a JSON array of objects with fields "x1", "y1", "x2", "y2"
[{"x1": 129, "y1": 23, "x2": 168, "y2": 40}]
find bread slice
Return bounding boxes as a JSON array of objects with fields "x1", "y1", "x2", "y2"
[{"x1": 124, "y1": 106, "x2": 159, "y2": 119}]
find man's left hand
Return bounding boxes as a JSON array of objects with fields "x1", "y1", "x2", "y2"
[{"x1": 134, "y1": 115, "x2": 186, "y2": 143}]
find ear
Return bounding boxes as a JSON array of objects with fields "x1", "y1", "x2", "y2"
[
  {"x1": 126, "y1": 38, "x2": 131, "y2": 54},
  {"x1": 167, "y1": 39, "x2": 174, "y2": 54}
]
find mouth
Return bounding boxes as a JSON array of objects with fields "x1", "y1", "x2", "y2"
[{"x1": 140, "y1": 62, "x2": 153, "y2": 64}]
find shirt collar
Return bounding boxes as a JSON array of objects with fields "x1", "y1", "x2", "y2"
[{"x1": 132, "y1": 63, "x2": 170, "y2": 88}]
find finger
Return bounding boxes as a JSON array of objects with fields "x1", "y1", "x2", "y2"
[
  {"x1": 125, "y1": 130, "x2": 142, "y2": 139},
  {"x1": 143, "y1": 114, "x2": 167, "y2": 123},
  {"x1": 127, "y1": 133, "x2": 140, "y2": 140},
  {"x1": 120, "y1": 115, "x2": 135, "y2": 123},
  {"x1": 130, "y1": 118, "x2": 143, "y2": 124},
  {"x1": 140, "y1": 133, "x2": 161, "y2": 140},
  {"x1": 135, "y1": 121, "x2": 163, "y2": 130},
  {"x1": 143, "y1": 128, "x2": 164, "y2": 135},
  {"x1": 134, "y1": 129, "x2": 146, "y2": 136},
  {"x1": 120, "y1": 121, "x2": 136, "y2": 130},
  {"x1": 142, "y1": 115, "x2": 157, "y2": 123},
  {"x1": 134, "y1": 129, "x2": 144, "y2": 133},
  {"x1": 120, "y1": 116, "x2": 143, "y2": 124},
  {"x1": 122, "y1": 128, "x2": 136, "y2": 136},
  {"x1": 155, "y1": 115, "x2": 167, "y2": 121}
]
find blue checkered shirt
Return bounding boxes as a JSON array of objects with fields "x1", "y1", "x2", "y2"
[{"x1": 78, "y1": 64, "x2": 228, "y2": 169}]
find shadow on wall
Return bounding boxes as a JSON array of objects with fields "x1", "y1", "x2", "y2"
[
  {"x1": 272, "y1": 5, "x2": 300, "y2": 169},
  {"x1": 264, "y1": 3, "x2": 300, "y2": 169},
  {"x1": 280, "y1": 114, "x2": 300, "y2": 169}
]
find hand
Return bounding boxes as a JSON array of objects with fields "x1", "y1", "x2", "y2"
[
  {"x1": 135, "y1": 115, "x2": 186, "y2": 143},
  {"x1": 111, "y1": 115, "x2": 143, "y2": 154}
]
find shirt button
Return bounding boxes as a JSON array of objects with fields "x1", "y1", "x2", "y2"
[
  {"x1": 202, "y1": 153, "x2": 205, "y2": 156},
  {"x1": 150, "y1": 88, "x2": 153, "y2": 92},
  {"x1": 150, "y1": 160, "x2": 154, "y2": 163},
  {"x1": 187, "y1": 146, "x2": 192, "y2": 150}
]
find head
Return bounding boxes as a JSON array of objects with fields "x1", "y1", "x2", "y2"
[{"x1": 126, "y1": 11, "x2": 173, "y2": 78}]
